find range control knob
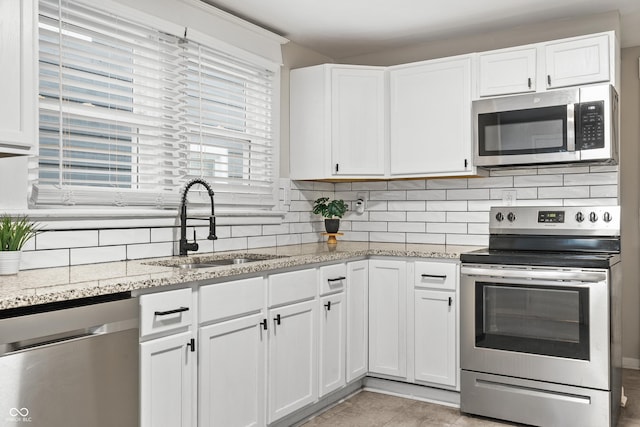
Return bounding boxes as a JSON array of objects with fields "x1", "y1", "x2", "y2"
[
  {"x1": 589, "y1": 212, "x2": 598, "y2": 223},
  {"x1": 575, "y1": 212, "x2": 585, "y2": 223},
  {"x1": 603, "y1": 212, "x2": 612, "y2": 223},
  {"x1": 495, "y1": 212, "x2": 504, "y2": 222},
  {"x1": 507, "y1": 212, "x2": 516, "y2": 222}
]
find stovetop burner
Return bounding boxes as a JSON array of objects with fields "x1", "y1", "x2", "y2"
[{"x1": 461, "y1": 205, "x2": 621, "y2": 269}]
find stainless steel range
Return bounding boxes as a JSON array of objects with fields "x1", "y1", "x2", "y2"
[{"x1": 460, "y1": 205, "x2": 622, "y2": 427}]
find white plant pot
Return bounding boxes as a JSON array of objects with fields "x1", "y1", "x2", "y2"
[{"x1": 0, "y1": 251, "x2": 21, "y2": 275}]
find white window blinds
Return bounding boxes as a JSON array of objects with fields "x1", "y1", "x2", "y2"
[{"x1": 32, "y1": 0, "x2": 277, "y2": 210}]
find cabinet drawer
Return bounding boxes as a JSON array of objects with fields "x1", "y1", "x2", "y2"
[
  {"x1": 414, "y1": 262, "x2": 457, "y2": 290},
  {"x1": 140, "y1": 288, "x2": 192, "y2": 338},
  {"x1": 319, "y1": 263, "x2": 347, "y2": 295},
  {"x1": 200, "y1": 277, "x2": 265, "y2": 324},
  {"x1": 268, "y1": 268, "x2": 317, "y2": 307}
]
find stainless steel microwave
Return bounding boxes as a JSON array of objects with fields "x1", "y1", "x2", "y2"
[{"x1": 473, "y1": 84, "x2": 618, "y2": 167}]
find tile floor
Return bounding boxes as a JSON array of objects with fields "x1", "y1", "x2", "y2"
[{"x1": 302, "y1": 369, "x2": 640, "y2": 426}]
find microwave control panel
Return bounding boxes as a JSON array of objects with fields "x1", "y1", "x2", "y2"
[{"x1": 576, "y1": 101, "x2": 605, "y2": 150}]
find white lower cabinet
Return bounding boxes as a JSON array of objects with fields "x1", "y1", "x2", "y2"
[
  {"x1": 199, "y1": 313, "x2": 266, "y2": 427},
  {"x1": 319, "y1": 292, "x2": 346, "y2": 397},
  {"x1": 368, "y1": 259, "x2": 407, "y2": 379},
  {"x1": 268, "y1": 299, "x2": 318, "y2": 423},
  {"x1": 346, "y1": 260, "x2": 368, "y2": 381},
  {"x1": 140, "y1": 331, "x2": 194, "y2": 427},
  {"x1": 414, "y1": 289, "x2": 456, "y2": 387}
]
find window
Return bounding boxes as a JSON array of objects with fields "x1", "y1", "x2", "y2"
[{"x1": 32, "y1": 0, "x2": 278, "y2": 210}]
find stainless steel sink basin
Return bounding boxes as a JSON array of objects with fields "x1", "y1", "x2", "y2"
[{"x1": 171, "y1": 255, "x2": 280, "y2": 270}]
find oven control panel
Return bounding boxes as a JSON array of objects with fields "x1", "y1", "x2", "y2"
[{"x1": 490, "y1": 205, "x2": 620, "y2": 235}]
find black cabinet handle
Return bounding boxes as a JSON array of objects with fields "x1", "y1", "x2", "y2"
[
  {"x1": 547, "y1": 75, "x2": 551, "y2": 86},
  {"x1": 261, "y1": 319, "x2": 268, "y2": 330},
  {"x1": 274, "y1": 314, "x2": 281, "y2": 325},
  {"x1": 324, "y1": 301, "x2": 331, "y2": 311},
  {"x1": 527, "y1": 77, "x2": 532, "y2": 89},
  {"x1": 421, "y1": 274, "x2": 447, "y2": 280},
  {"x1": 187, "y1": 338, "x2": 196, "y2": 352},
  {"x1": 154, "y1": 306, "x2": 189, "y2": 316},
  {"x1": 448, "y1": 297, "x2": 453, "y2": 307},
  {"x1": 327, "y1": 276, "x2": 346, "y2": 283}
]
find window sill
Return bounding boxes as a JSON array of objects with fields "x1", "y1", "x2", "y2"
[{"x1": 2, "y1": 208, "x2": 286, "y2": 230}]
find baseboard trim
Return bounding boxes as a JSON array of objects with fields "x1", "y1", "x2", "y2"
[
  {"x1": 363, "y1": 377, "x2": 460, "y2": 408},
  {"x1": 623, "y1": 357, "x2": 640, "y2": 370}
]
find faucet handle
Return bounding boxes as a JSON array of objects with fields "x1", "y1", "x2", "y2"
[
  {"x1": 208, "y1": 216, "x2": 218, "y2": 240},
  {"x1": 191, "y1": 228, "x2": 199, "y2": 251}
]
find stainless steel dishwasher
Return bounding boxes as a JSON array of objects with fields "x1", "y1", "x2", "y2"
[{"x1": 0, "y1": 293, "x2": 139, "y2": 427}]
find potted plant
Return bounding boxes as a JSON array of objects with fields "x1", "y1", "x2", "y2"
[
  {"x1": 313, "y1": 197, "x2": 348, "y2": 233},
  {"x1": 0, "y1": 215, "x2": 38, "y2": 275}
]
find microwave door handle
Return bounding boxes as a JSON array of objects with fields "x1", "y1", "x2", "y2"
[{"x1": 567, "y1": 103, "x2": 576, "y2": 152}]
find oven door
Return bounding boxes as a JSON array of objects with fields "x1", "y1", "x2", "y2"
[{"x1": 460, "y1": 264, "x2": 610, "y2": 390}]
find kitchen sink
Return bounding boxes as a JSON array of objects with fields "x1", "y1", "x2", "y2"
[{"x1": 158, "y1": 254, "x2": 284, "y2": 270}]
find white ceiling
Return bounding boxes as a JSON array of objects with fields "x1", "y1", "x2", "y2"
[{"x1": 201, "y1": 0, "x2": 640, "y2": 59}]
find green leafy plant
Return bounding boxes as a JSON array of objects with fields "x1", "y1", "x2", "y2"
[
  {"x1": 312, "y1": 197, "x2": 348, "y2": 219},
  {"x1": 0, "y1": 215, "x2": 39, "y2": 251}
]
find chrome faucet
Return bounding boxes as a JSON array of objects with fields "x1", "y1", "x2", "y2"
[{"x1": 179, "y1": 178, "x2": 217, "y2": 256}]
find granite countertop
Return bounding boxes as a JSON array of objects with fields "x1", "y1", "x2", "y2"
[{"x1": 0, "y1": 242, "x2": 482, "y2": 310}]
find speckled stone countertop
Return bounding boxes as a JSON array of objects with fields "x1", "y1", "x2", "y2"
[{"x1": 0, "y1": 242, "x2": 482, "y2": 310}]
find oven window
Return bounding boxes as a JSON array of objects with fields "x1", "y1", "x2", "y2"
[
  {"x1": 475, "y1": 282, "x2": 589, "y2": 360},
  {"x1": 478, "y1": 105, "x2": 568, "y2": 156}
]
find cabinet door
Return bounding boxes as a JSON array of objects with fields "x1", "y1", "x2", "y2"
[
  {"x1": 268, "y1": 299, "x2": 318, "y2": 423},
  {"x1": 140, "y1": 332, "x2": 194, "y2": 427},
  {"x1": 390, "y1": 57, "x2": 472, "y2": 176},
  {"x1": 199, "y1": 313, "x2": 266, "y2": 427},
  {"x1": 319, "y1": 292, "x2": 346, "y2": 397},
  {"x1": 545, "y1": 34, "x2": 609, "y2": 89},
  {"x1": 368, "y1": 260, "x2": 407, "y2": 378},
  {"x1": 0, "y1": 0, "x2": 37, "y2": 155},
  {"x1": 331, "y1": 67, "x2": 386, "y2": 176},
  {"x1": 346, "y1": 260, "x2": 368, "y2": 381},
  {"x1": 414, "y1": 289, "x2": 456, "y2": 387},
  {"x1": 478, "y1": 48, "x2": 537, "y2": 97}
]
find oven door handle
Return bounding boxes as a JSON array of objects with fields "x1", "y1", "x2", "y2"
[{"x1": 461, "y1": 266, "x2": 606, "y2": 283}]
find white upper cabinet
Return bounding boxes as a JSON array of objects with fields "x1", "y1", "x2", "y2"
[
  {"x1": 290, "y1": 64, "x2": 386, "y2": 180},
  {"x1": 477, "y1": 32, "x2": 615, "y2": 98},
  {"x1": 0, "y1": 0, "x2": 37, "y2": 156},
  {"x1": 389, "y1": 55, "x2": 473, "y2": 177},
  {"x1": 545, "y1": 33, "x2": 610, "y2": 89},
  {"x1": 478, "y1": 47, "x2": 537, "y2": 97}
]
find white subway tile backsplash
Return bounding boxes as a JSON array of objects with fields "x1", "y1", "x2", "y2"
[
  {"x1": 467, "y1": 200, "x2": 496, "y2": 211},
  {"x1": 213, "y1": 237, "x2": 248, "y2": 252},
  {"x1": 342, "y1": 231, "x2": 369, "y2": 242},
  {"x1": 407, "y1": 233, "x2": 445, "y2": 244},
  {"x1": 447, "y1": 211, "x2": 489, "y2": 223},
  {"x1": 427, "y1": 201, "x2": 467, "y2": 211},
  {"x1": 248, "y1": 235, "x2": 277, "y2": 248},
  {"x1": 388, "y1": 222, "x2": 425, "y2": 233},
  {"x1": 490, "y1": 167, "x2": 538, "y2": 176},
  {"x1": 563, "y1": 198, "x2": 618, "y2": 206},
  {"x1": 388, "y1": 201, "x2": 426, "y2": 211},
  {"x1": 538, "y1": 186, "x2": 590, "y2": 199},
  {"x1": 537, "y1": 165, "x2": 590, "y2": 175},
  {"x1": 366, "y1": 201, "x2": 388, "y2": 211},
  {"x1": 369, "y1": 211, "x2": 406, "y2": 222},
  {"x1": 21, "y1": 249, "x2": 70, "y2": 270},
  {"x1": 370, "y1": 190, "x2": 406, "y2": 201},
  {"x1": 289, "y1": 200, "x2": 313, "y2": 212},
  {"x1": 427, "y1": 222, "x2": 467, "y2": 234},
  {"x1": 232, "y1": 225, "x2": 263, "y2": 237},
  {"x1": 301, "y1": 233, "x2": 323, "y2": 244},
  {"x1": 151, "y1": 227, "x2": 175, "y2": 243},
  {"x1": 446, "y1": 234, "x2": 489, "y2": 246},
  {"x1": 514, "y1": 174, "x2": 563, "y2": 187},
  {"x1": 290, "y1": 222, "x2": 314, "y2": 233},
  {"x1": 369, "y1": 232, "x2": 405, "y2": 243},
  {"x1": 467, "y1": 176, "x2": 513, "y2": 188},
  {"x1": 563, "y1": 172, "x2": 618, "y2": 186},
  {"x1": 407, "y1": 211, "x2": 446, "y2": 222},
  {"x1": 352, "y1": 222, "x2": 387, "y2": 232},
  {"x1": 334, "y1": 182, "x2": 352, "y2": 191},
  {"x1": 100, "y1": 228, "x2": 150, "y2": 246},
  {"x1": 406, "y1": 190, "x2": 446, "y2": 201},
  {"x1": 489, "y1": 187, "x2": 538, "y2": 200},
  {"x1": 352, "y1": 181, "x2": 388, "y2": 191},
  {"x1": 388, "y1": 180, "x2": 425, "y2": 190},
  {"x1": 277, "y1": 234, "x2": 301, "y2": 246},
  {"x1": 71, "y1": 245, "x2": 126, "y2": 265},
  {"x1": 263, "y1": 224, "x2": 290, "y2": 235},
  {"x1": 468, "y1": 223, "x2": 490, "y2": 234},
  {"x1": 127, "y1": 242, "x2": 173, "y2": 260},
  {"x1": 590, "y1": 165, "x2": 619, "y2": 173},
  {"x1": 426, "y1": 179, "x2": 468, "y2": 189},
  {"x1": 446, "y1": 189, "x2": 491, "y2": 200},
  {"x1": 590, "y1": 185, "x2": 618, "y2": 198},
  {"x1": 37, "y1": 230, "x2": 99, "y2": 250}
]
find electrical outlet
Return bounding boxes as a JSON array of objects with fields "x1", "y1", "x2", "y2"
[{"x1": 502, "y1": 190, "x2": 517, "y2": 206}]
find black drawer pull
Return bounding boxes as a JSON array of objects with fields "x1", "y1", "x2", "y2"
[
  {"x1": 324, "y1": 301, "x2": 331, "y2": 311},
  {"x1": 327, "y1": 276, "x2": 346, "y2": 282},
  {"x1": 154, "y1": 306, "x2": 189, "y2": 316},
  {"x1": 448, "y1": 297, "x2": 453, "y2": 307},
  {"x1": 421, "y1": 274, "x2": 447, "y2": 280},
  {"x1": 261, "y1": 319, "x2": 268, "y2": 330},
  {"x1": 274, "y1": 314, "x2": 281, "y2": 325}
]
